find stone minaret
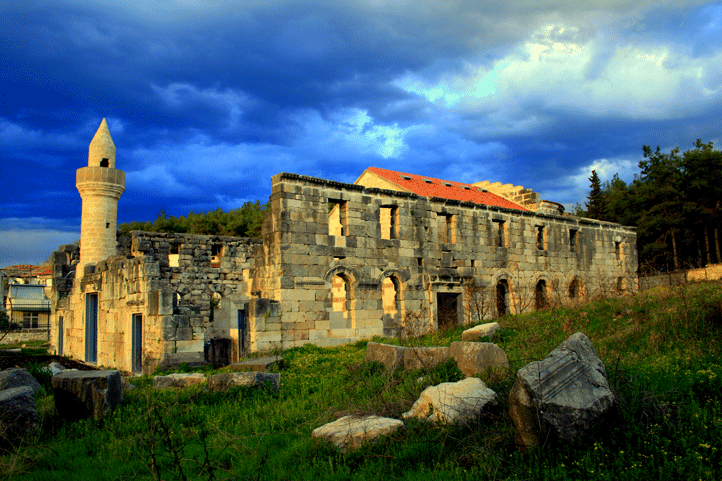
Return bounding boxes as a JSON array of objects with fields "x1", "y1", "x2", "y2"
[{"x1": 76, "y1": 118, "x2": 125, "y2": 275}]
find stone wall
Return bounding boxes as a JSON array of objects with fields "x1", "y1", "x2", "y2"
[
  {"x1": 0, "y1": 329, "x2": 49, "y2": 345},
  {"x1": 250, "y1": 173, "x2": 637, "y2": 351},
  {"x1": 638, "y1": 263, "x2": 722, "y2": 290}
]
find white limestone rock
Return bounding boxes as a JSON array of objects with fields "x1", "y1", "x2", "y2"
[
  {"x1": 312, "y1": 415, "x2": 404, "y2": 452},
  {"x1": 449, "y1": 341, "x2": 509, "y2": 377},
  {"x1": 461, "y1": 322, "x2": 500, "y2": 341},
  {"x1": 152, "y1": 373, "x2": 207, "y2": 389},
  {"x1": 509, "y1": 332, "x2": 616, "y2": 448},
  {"x1": 402, "y1": 377, "x2": 497, "y2": 424}
]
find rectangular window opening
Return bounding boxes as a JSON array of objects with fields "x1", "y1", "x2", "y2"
[
  {"x1": 328, "y1": 200, "x2": 348, "y2": 236},
  {"x1": 493, "y1": 219, "x2": 507, "y2": 247},
  {"x1": 536, "y1": 226, "x2": 545, "y2": 250},
  {"x1": 615, "y1": 241, "x2": 621, "y2": 259},
  {"x1": 380, "y1": 205, "x2": 398, "y2": 240},
  {"x1": 417, "y1": 257, "x2": 424, "y2": 267},
  {"x1": 438, "y1": 214, "x2": 456, "y2": 244},
  {"x1": 570, "y1": 229, "x2": 578, "y2": 253}
]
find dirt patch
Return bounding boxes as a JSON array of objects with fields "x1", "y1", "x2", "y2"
[{"x1": 0, "y1": 355, "x2": 100, "y2": 371}]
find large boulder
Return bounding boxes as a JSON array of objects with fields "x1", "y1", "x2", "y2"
[
  {"x1": 402, "y1": 378, "x2": 497, "y2": 424},
  {"x1": 461, "y1": 322, "x2": 501, "y2": 341},
  {"x1": 509, "y1": 332, "x2": 615, "y2": 448},
  {"x1": 230, "y1": 356, "x2": 284, "y2": 373},
  {"x1": 152, "y1": 373, "x2": 207, "y2": 389},
  {"x1": 52, "y1": 370, "x2": 123, "y2": 420},
  {"x1": 0, "y1": 368, "x2": 42, "y2": 395},
  {"x1": 365, "y1": 342, "x2": 450, "y2": 371},
  {"x1": 312, "y1": 415, "x2": 404, "y2": 452},
  {"x1": 449, "y1": 342, "x2": 509, "y2": 377},
  {"x1": 207, "y1": 372, "x2": 280, "y2": 392},
  {"x1": 0, "y1": 386, "x2": 38, "y2": 445}
]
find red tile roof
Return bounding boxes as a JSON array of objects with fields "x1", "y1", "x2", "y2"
[{"x1": 365, "y1": 167, "x2": 528, "y2": 211}]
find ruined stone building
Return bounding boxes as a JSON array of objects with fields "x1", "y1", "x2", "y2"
[{"x1": 48, "y1": 120, "x2": 638, "y2": 373}]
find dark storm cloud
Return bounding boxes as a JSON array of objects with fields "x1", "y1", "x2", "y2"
[{"x1": 1, "y1": 0, "x2": 721, "y2": 266}]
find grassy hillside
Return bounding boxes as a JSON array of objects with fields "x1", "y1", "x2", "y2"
[{"x1": 3, "y1": 280, "x2": 722, "y2": 480}]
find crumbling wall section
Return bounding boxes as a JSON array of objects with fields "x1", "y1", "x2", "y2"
[{"x1": 51, "y1": 231, "x2": 261, "y2": 371}]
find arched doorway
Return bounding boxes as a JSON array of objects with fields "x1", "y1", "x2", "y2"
[
  {"x1": 535, "y1": 280, "x2": 547, "y2": 310},
  {"x1": 496, "y1": 280, "x2": 509, "y2": 317}
]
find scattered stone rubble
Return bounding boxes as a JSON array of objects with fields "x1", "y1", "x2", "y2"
[
  {"x1": 365, "y1": 340, "x2": 508, "y2": 376},
  {"x1": 0, "y1": 329, "x2": 615, "y2": 452}
]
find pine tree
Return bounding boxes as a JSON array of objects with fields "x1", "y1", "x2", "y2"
[{"x1": 584, "y1": 170, "x2": 606, "y2": 220}]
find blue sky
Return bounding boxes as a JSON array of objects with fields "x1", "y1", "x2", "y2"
[{"x1": 1, "y1": 0, "x2": 721, "y2": 267}]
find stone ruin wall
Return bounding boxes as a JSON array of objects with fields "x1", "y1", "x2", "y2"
[
  {"x1": 51, "y1": 232, "x2": 262, "y2": 373},
  {"x1": 248, "y1": 173, "x2": 638, "y2": 352}
]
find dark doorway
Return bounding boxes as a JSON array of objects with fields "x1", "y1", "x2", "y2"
[
  {"x1": 535, "y1": 280, "x2": 547, "y2": 310},
  {"x1": 132, "y1": 314, "x2": 143, "y2": 373},
  {"x1": 437, "y1": 293, "x2": 459, "y2": 329},
  {"x1": 496, "y1": 280, "x2": 509, "y2": 317},
  {"x1": 85, "y1": 293, "x2": 98, "y2": 363}
]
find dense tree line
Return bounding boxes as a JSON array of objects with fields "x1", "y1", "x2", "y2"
[
  {"x1": 582, "y1": 140, "x2": 722, "y2": 272},
  {"x1": 119, "y1": 200, "x2": 267, "y2": 239}
]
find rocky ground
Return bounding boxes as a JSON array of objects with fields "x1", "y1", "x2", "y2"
[{"x1": 0, "y1": 354, "x2": 99, "y2": 371}]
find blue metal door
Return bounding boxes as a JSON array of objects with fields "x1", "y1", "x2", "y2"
[
  {"x1": 132, "y1": 314, "x2": 142, "y2": 373},
  {"x1": 237, "y1": 309, "x2": 246, "y2": 358},
  {"x1": 85, "y1": 294, "x2": 98, "y2": 363}
]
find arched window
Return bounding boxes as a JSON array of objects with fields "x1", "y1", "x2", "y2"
[
  {"x1": 496, "y1": 280, "x2": 509, "y2": 317},
  {"x1": 569, "y1": 278, "x2": 581, "y2": 300},
  {"x1": 332, "y1": 274, "x2": 352, "y2": 314},
  {"x1": 382, "y1": 276, "x2": 402, "y2": 315},
  {"x1": 535, "y1": 280, "x2": 547, "y2": 310}
]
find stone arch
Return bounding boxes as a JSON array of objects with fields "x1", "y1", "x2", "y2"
[
  {"x1": 496, "y1": 279, "x2": 510, "y2": 317},
  {"x1": 324, "y1": 265, "x2": 360, "y2": 285},
  {"x1": 331, "y1": 273, "x2": 353, "y2": 313},
  {"x1": 381, "y1": 275, "x2": 403, "y2": 315},
  {"x1": 535, "y1": 279, "x2": 548, "y2": 310},
  {"x1": 616, "y1": 276, "x2": 626, "y2": 294},
  {"x1": 491, "y1": 271, "x2": 516, "y2": 317},
  {"x1": 569, "y1": 277, "x2": 583, "y2": 301}
]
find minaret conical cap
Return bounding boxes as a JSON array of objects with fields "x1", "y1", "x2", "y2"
[{"x1": 88, "y1": 118, "x2": 116, "y2": 168}]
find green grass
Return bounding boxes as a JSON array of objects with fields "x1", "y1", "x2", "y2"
[{"x1": 3, "y1": 281, "x2": 722, "y2": 480}]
